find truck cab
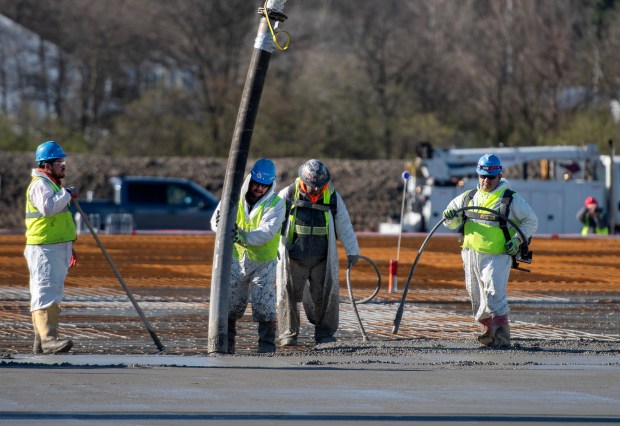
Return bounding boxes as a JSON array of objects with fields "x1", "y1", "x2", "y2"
[{"x1": 75, "y1": 176, "x2": 219, "y2": 233}]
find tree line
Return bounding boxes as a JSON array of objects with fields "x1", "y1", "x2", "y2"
[{"x1": 0, "y1": 0, "x2": 619, "y2": 159}]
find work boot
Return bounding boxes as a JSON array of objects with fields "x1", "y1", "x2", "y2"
[
  {"x1": 279, "y1": 337, "x2": 297, "y2": 347},
  {"x1": 478, "y1": 315, "x2": 510, "y2": 348},
  {"x1": 257, "y1": 321, "x2": 276, "y2": 353},
  {"x1": 32, "y1": 304, "x2": 73, "y2": 354},
  {"x1": 227, "y1": 318, "x2": 237, "y2": 355},
  {"x1": 315, "y1": 327, "x2": 337, "y2": 345},
  {"x1": 477, "y1": 317, "x2": 494, "y2": 346},
  {"x1": 31, "y1": 312, "x2": 42, "y2": 354},
  {"x1": 492, "y1": 317, "x2": 511, "y2": 348}
]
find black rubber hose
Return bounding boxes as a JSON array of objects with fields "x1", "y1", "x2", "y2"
[
  {"x1": 391, "y1": 205, "x2": 529, "y2": 334},
  {"x1": 344, "y1": 255, "x2": 382, "y2": 341}
]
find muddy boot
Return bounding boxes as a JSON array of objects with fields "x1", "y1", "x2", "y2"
[
  {"x1": 31, "y1": 312, "x2": 42, "y2": 354},
  {"x1": 477, "y1": 317, "x2": 494, "y2": 346},
  {"x1": 227, "y1": 318, "x2": 237, "y2": 354},
  {"x1": 315, "y1": 327, "x2": 337, "y2": 345},
  {"x1": 278, "y1": 337, "x2": 297, "y2": 347},
  {"x1": 257, "y1": 321, "x2": 276, "y2": 353},
  {"x1": 492, "y1": 316, "x2": 511, "y2": 348},
  {"x1": 33, "y1": 304, "x2": 73, "y2": 354}
]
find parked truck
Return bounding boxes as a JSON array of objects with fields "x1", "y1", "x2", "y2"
[
  {"x1": 380, "y1": 143, "x2": 619, "y2": 235},
  {"x1": 72, "y1": 176, "x2": 219, "y2": 233}
]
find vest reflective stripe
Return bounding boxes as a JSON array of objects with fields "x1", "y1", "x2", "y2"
[
  {"x1": 463, "y1": 189, "x2": 515, "y2": 254},
  {"x1": 287, "y1": 178, "x2": 331, "y2": 244},
  {"x1": 26, "y1": 206, "x2": 71, "y2": 219},
  {"x1": 25, "y1": 178, "x2": 77, "y2": 245},
  {"x1": 233, "y1": 194, "x2": 281, "y2": 261},
  {"x1": 294, "y1": 225, "x2": 327, "y2": 235}
]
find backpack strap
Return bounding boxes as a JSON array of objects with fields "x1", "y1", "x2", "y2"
[
  {"x1": 458, "y1": 189, "x2": 477, "y2": 235},
  {"x1": 498, "y1": 189, "x2": 515, "y2": 242}
]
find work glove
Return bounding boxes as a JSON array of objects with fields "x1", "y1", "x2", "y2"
[
  {"x1": 505, "y1": 237, "x2": 520, "y2": 256},
  {"x1": 233, "y1": 226, "x2": 247, "y2": 246},
  {"x1": 443, "y1": 208, "x2": 458, "y2": 220},
  {"x1": 69, "y1": 249, "x2": 77, "y2": 269},
  {"x1": 66, "y1": 187, "x2": 78, "y2": 199},
  {"x1": 347, "y1": 254, "x2": 359, "y2": 267}
]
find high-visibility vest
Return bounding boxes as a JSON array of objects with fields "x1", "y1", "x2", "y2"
[
  {"x1": 581, "y1": 215, "x2": 609, "y2": 235},
  {"x1": 25, "y1": 177, "x2": 76, "y2": 245},
  {"x1": 286, "y1": 178, "x2": 332, "y2": 244},
  {"x1": 462, "y1": 188, "x2": 516, "y2": 254},
  {"x1": 233, "y1": 194, "x2": 281, "y2": 261}
]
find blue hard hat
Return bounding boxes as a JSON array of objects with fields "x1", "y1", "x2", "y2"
[
  {"x1": 35, "y1": 141, "x2": 67, "y2": 162},
  {"x1": 476, "y1": 154, "x2": 503, "y2": 176},
  {"x1": 250, "y1": 158, "x2": 276, "y2": 185}
]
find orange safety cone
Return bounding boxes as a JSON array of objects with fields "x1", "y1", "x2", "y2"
[{"x1": 388, "y1": 259, "x2": 398, "y2": 293}]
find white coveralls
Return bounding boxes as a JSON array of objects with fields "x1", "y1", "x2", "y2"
[
  {"x1": 276, "y1": 182, "x2": 359, "y2": 342},
  {"x1": 443, "y1": 179, "x2": 538, "y2": 321},
  {"x1": 24, "y1": 169, "x2": 74, "y2": 312},
  {"x1": 210, "y1": 175, "x2": 285, "y2": 322}
]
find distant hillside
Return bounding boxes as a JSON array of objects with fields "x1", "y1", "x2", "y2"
[{"x1": 1, "y1": 152, "x2": 407, "y2": 232}]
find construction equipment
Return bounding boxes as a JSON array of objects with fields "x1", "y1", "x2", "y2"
[{"x1": 380, "y1": 142, "x2": 620, "y2": 235}]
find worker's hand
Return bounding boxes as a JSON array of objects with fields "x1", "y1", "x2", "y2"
[
  {"x1": 505, "y1": 237, "x2": 520, "y2": 256},
  {"x1": 69, "y1": 249, "x2": 77, "y2": 268},
  {"x1": 443, "y1": 208, "x2": 458, "y2": 220},
  {"x1": 347, "y1": 255, "x2": 359, "y2": 267},
  {"x1": 233, "y1": 226, "x2": 247, "y2": 246},
  {"x1": 65, "y1": 187, "x2": 78, "y2": 198}
]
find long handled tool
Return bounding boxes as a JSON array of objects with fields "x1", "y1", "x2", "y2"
[
  {"x1": 72, "y1": 199, "x2": 165, "y2": 352},
  {"x1": 391, "y1": 206, "x2": 530, "y2": 334}
]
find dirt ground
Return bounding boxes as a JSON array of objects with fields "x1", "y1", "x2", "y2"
[{"x1": 1, "y1": 233, "x2": 619, "y2": 358}]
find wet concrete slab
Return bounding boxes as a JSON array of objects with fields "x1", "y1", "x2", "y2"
[{"x1": 1, "y1": 234, "x2": 620, "y2": 424}]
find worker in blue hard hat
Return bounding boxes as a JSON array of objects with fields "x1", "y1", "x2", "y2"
[
  {"x1": 25, "y1": 141, "x2": 78, "y2": 354},
  {"x1": 276, "y1": 159, "x2": 359, "y2": 347},
  {"x1": 211, "y1": 158, "x2": 285, "y2": 354},
  {"x1": 442, "y1": 153, "x2": 538, "y2": 348}
]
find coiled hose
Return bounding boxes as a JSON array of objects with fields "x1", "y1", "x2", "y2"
[{"x1": 391, "y1": 205, "x2": 530, "y2": 334}]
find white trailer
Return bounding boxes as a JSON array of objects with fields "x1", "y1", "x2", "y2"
[{"x1": 380, "y1": 143, "x2": 618, "y2": 235}]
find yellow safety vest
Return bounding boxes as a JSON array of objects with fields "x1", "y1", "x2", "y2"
[
  {"x1": 233, "y1": 194, "x2": 281, "y2": 261},
  {"x1": 581, "y1": 215, "x2": 609, "y2": 235},
  {"x1": 25, "y1": 177, "x2": 77, "y2": 245},
  {"x1": 462, "y1": 189, "x2": 515, "y2": 254}
]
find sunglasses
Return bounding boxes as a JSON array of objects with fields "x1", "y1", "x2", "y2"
[
  {"x1": 250, "y1": 180, "x2": 270, "y2": 189},
  {"x1": 478, "y1": 174, "x2": 499, "y2": 180}
]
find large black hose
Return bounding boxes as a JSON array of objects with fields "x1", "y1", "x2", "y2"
[
  {"x1": 344, "y1": 255, "x2": 381, "y2": 341},
  {"x1": 391, "y1": 206, "x2": 530, "y2": 334}
]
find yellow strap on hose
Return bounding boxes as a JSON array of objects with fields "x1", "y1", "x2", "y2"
[{"x1": 262, "y1": 0, "x2": 291, "y2": 51}]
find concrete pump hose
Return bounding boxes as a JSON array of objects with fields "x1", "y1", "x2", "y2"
[
  {"x1": 345, "y1": 255, "x2": 381, "y2": 342},
  {"x1": 391, "y1": 205, "x2": 529, "y2": 335}
]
